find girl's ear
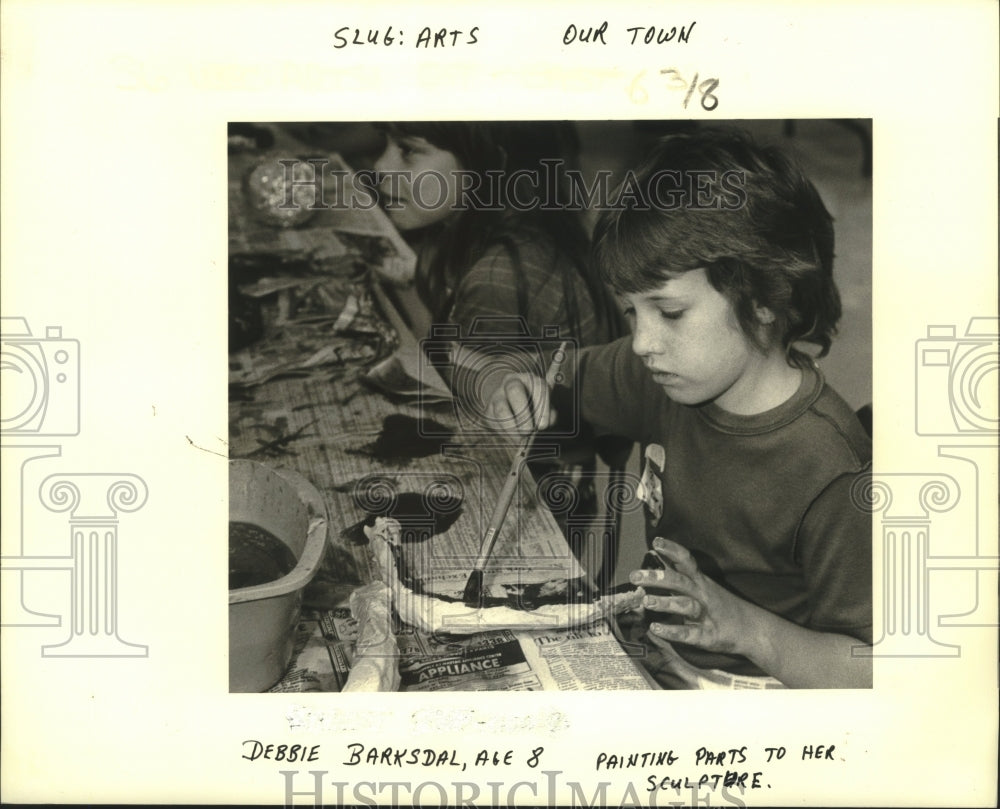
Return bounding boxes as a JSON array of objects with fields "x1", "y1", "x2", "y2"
[{"x1": 754, "y1": 304, "x2": 776, "y2": 325}]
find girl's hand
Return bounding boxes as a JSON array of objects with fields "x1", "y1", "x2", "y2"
[
  {"x1": 631, "y1": 537, "x2": 872, "y2": 688},
  {"x1": 640, "y1": 633, "x2": 748, "y2": 689},
  {"x1": 629, "y1": 537, "x2": 750, "y2": 657},
  {"x1": 484, "y1": 372, "x2": 556, "y2": 435}
]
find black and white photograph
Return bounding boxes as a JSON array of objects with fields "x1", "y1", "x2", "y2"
[
  {"x1": 2, "y1": 2, "x2": 996, "y2": 807},
  {"x1": 226, "y1": 119, "x2": 875, "y2": 694}
]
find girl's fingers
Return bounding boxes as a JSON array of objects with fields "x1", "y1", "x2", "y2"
[
  {"x1": 650, "y1": 621, "x2": 700, "y2": 646},
  {"x1": 500, "y1": 375, "x2": 533, "y2": 432},
  {"x1": 528, "y1": 374, "x2": 553, "y2": 430},
  {"x1": 486, "y1": 395, "x2": 518, "y2": 432},
  {"x1": 628, "y1": 565, "x2": 692, "y2": 594},
  {"x1": 643, "y1": 594, "x2": 702, "y2": 618},
  {"x1": 645, "y1": 628, "x2": 682, "y2": 660},
  {"x1": 651, "y1": 537, "x2": 700, "y2": 578},
  {"x1": 488, "y1": 375, "x2": 533, "y2": 433},
  {"x1": 502, "y1": 373, "x2": 550, "y2": 433}
]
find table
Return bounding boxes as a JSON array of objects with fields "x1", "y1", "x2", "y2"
[{"x1": 227, "y1": 124, "x2": 654, "y2": 691}]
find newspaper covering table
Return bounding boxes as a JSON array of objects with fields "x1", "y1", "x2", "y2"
[{"x1": 271, "y1": 608, "x2": 653, "y2": 693}]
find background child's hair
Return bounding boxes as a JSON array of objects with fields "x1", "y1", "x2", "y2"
[
  {"x1": 376, "y1": 121, "x2": 622, "y2": 341},
  {"x1": 592, "y1": 128, "x2": 841, "y2": 364}
]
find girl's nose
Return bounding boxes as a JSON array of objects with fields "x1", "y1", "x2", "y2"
[{"x1": 630, "y1": 312, "x2": 659, "y2": 358}]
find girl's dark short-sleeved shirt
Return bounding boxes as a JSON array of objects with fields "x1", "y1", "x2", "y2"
[{"x1": 571, "y1": 336, "x2": 873, "y2": 675}]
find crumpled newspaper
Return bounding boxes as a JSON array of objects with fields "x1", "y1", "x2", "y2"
[{"x1": 341, "y1": 581, "x2": 400, "y2": 692}]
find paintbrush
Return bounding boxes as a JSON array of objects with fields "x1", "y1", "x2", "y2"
[{"x1": 462, "y1": 341, "x2": 569, "y2": 608}]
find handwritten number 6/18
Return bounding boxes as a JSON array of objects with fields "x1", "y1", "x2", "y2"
[{"x1": 660, "y1": 68, "x2": 719, "y2": 111}]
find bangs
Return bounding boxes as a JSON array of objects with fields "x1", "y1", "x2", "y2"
[
  {"x1": 373, "y1": 121, "x2": 454, "y2": 153},
  {"x1": 373, "y1": 122, "x2": 504, "y2": 173},
  {"x1": 593, "y1": 193, "x2": 740, "y2": 294},
  {"x1": 594, "y1": 207, "x2": 676, "y2": 294}
]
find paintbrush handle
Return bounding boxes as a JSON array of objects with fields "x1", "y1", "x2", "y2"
[
  {"x1": 470, "y1": 341, "x2": 568, "y2": 571},
  {"x1": 470, "y1": 460, "x2": 522, "y2": 569}
]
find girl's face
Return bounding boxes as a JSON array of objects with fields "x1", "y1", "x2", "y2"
[
  {"x1": 373, "y1": 133, "x2": 463, "y2": 231},
  {"x1": 621, "y1": 268, "x2": 783, "y2": 414}
]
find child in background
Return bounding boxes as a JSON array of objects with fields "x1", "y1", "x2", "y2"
[
  {"x1": 373, "y1": 120, "x2": 620, "y2": 343},
  {"x1": 487, "y1": 129, "x2": 873, "y2": 688},
  {"x1": 374, "y1": 121, "x2": 629, "y2": 557}
]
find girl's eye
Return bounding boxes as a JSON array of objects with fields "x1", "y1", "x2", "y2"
[
  {"x1": 659, "y1": 309, "x2": 684, "y2": 321},
  {"x1": 385, "y1": 140, "x2": 412, "y2": 160},
  {"x1": 398, "y1": 140, "x2": 425, "y2": 159}
]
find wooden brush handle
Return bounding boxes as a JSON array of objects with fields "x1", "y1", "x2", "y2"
[{"x1": 470, "y1": 341, "x2": 568, "y2": 571}]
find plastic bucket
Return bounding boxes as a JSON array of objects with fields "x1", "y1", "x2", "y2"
[{"x1": 229, "y1": 460, "x2": 328, "y2": 692}]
